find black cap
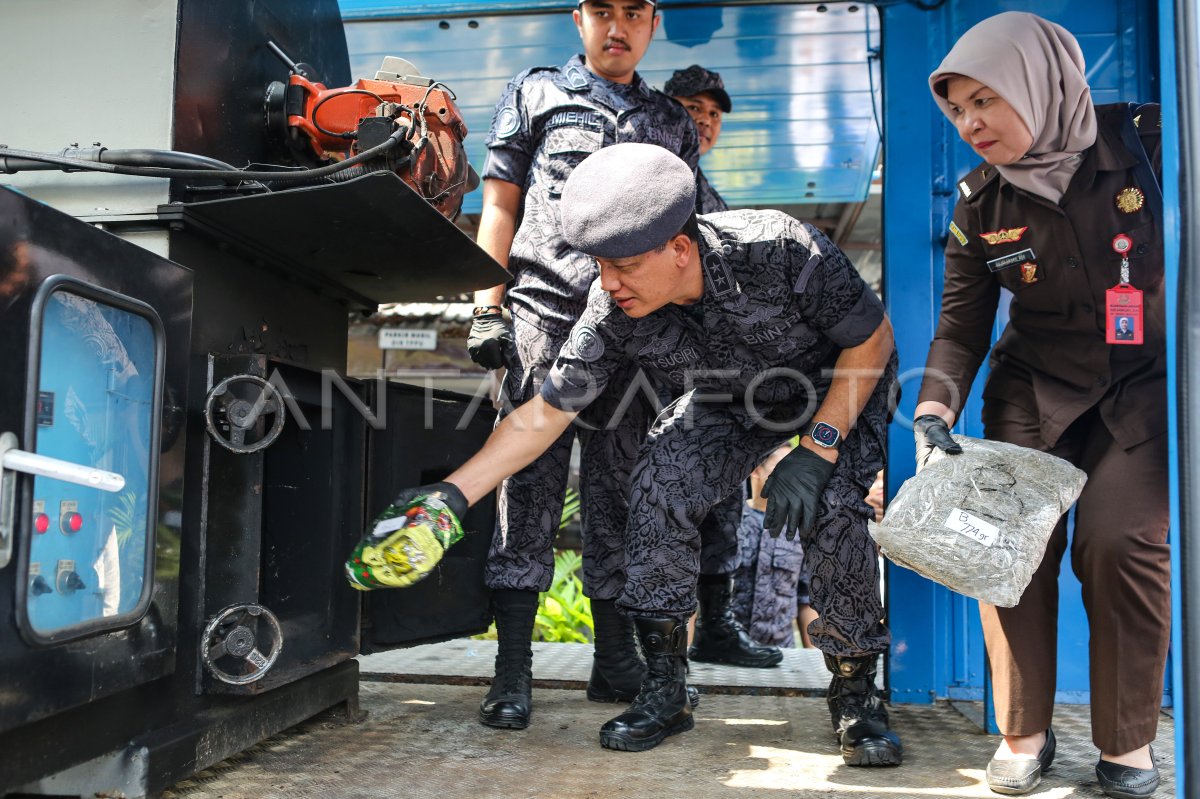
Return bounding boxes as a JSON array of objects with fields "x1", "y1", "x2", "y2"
[
  {"x1": 578, "y1": 1, "x2": 657, "y2": 7},
  {"x1": 664, "y1": 64, "x2": 732, "y2": 113}
]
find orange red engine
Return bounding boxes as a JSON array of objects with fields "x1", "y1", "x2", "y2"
[{"x1": 266, "y1": 56, "x2": 475, "y2": 219}]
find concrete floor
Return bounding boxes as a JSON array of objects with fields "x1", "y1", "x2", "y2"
[{"x1": 163, "y1": 642, "x2": 1175, "y2": 799}]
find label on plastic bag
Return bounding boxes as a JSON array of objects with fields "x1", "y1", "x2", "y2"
[
  {"x1": 944, "y1": 509, "x2": 998, "y2": 547},
  {"x1": 372, "y1": 515, "x2": 409, "y2": 536}
]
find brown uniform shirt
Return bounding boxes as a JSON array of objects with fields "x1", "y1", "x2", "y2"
[{"x1": 918, "y1": 103, "x2": 1165, "y2": 450}]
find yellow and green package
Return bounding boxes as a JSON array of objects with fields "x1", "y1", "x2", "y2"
[{"x1": 345, "y1": 493, "x2": 464, "y2": 591}]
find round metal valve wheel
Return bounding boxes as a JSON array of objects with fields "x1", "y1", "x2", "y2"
[
  {"x1": 204, "y1": 375, "x2": 286, "y2": 453},
  {"x1": 201, "y1": 603, "x2": 284, "y2": 685}
]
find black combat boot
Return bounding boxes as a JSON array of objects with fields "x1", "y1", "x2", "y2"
[
  {"x1": 479, "y1": 588, "x2": 538, "y2": 729},
  {"x1": 588, "y1": 599, "x2": 700, "y2": 708},
  {"x1": 688, "y1": 574, "x2": 783, "y2": 668},
  {"x1": 598, "y1": 616, "x2": 694, "y2": 752},
  {"x1": 825, "y1": 653, "x2": 903, "y2": 766},
  {"x1": 586, "y1": 599, "x2": 648, "y2": 703}
]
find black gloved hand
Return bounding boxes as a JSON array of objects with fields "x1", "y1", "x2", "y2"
[
  {"x1": 913, "y1": 414, "x2": 963, "y2": 472},
  {"x1": 392, "y1": 481, "x2": 469, "y2": 521},
  {"x1": 467, "y1": 312, "x2": 514, "y2": 370},
  {"x1": 761, "y1": 445, "x2": 836, "y2": 540}
]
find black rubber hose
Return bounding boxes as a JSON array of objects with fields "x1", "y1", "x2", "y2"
[
  {"x1": 0, "y1": 146, "x2": 235, "y2": 173},
  {"x1": 0, "y1": 127, "x2": 406, "y2": 183}
]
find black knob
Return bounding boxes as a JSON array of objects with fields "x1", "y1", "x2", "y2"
[{"x1": 30, "y1": 575, "x2": 52, "y2": 596}]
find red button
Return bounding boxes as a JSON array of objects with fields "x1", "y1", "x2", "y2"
[
  {"x1": 34, "y1": 513, "x2": 50, "y2": 534},
  {"x1": 61, "y1": 511, "x2": 83, "y2": 534}
]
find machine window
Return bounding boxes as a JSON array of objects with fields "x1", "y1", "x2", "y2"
[{"x1": 24, "y1": 288, "x2": 159, "y2": 638}]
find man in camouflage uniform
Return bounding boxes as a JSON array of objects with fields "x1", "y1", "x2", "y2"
[
  {"x1": 409, "y1": 143, "x2": 904, "y2": 759},
  {"x1": 465, "y1": 0, "x2": 703, "y2": 732},
  {"x1": 666, "y1": 64, "x2": 731, "y2": 214}
]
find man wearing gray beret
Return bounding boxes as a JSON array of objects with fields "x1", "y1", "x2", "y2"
[
  {"x1": 393, "y1": 143, "x2": 903, "y2": 761},
  {"x1": 465, "y1": 0, "x2": 703, "y2": 733},
  {"x1": 665, "y1": 64, "x2": 731, "y2": 214}
]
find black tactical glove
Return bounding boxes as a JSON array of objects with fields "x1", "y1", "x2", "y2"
[
  {"x1": 467, "y1": 312, "x2": 514, "y2": 370},
  {"x1": 913, "y1": 414, "x2": 963, "y2": 472},
  {"x1": 761, "y1": 445, "x2": 836, "y2": 540},
  {"x1": 392, "y1": 481, "x2": 469, "y2": 521}
]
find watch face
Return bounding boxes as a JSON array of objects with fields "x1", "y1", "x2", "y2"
[{"x1": 811, "y1": 422, "x2": 840, "y2": 448}]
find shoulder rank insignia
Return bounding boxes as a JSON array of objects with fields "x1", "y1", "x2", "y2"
[
  {"x1": 563, "y1": 62, "x2": 590, "y2": 91},
  {"x1": 948, "y1": 221, "x2": 968, "y2": 246},
  {"x1": 1116, "y1": 187, "x2": 1145, "y2": 214},
  {"x1": 979, "y1": 226, "x2": 1029, "y2": 246}
]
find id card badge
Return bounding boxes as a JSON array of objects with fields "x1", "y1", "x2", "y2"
[{"x1": 1106, "y1": 284, "x2": 1143, "y2": 345}]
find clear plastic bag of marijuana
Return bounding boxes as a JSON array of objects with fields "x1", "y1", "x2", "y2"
[{"x1": 871, "y1": 435, "x2": 1087, "y2": 608}]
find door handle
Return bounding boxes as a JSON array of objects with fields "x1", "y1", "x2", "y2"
[{"x1": 0, "y1": 431, "x2": 126, "y2": 569}]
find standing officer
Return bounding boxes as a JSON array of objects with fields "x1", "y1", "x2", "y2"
[
  {"x1": 407, "y1": 143, "x2": 904, "y2": 761},
  {"x1": 664, "y1": 64, "x2": 784, "y2": 668},
  {"x1": 465, "y1": 0, "x2": 701, "y2": 732},
  {"x1": 914, "y1": 13, "x2": 1167, "y2": 798},
  {"x1": 666, "y1": 64, "x2": 731, "y2": 214}
]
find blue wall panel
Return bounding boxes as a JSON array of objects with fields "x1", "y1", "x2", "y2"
[
  {"x1": 881, "y1": 0, "x2": 1159, "y2": 716},
  {"x1": 340, "y1": 2, "x2": 882, "y2": 213}
]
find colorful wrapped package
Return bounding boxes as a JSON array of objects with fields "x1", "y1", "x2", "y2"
[{"x1": 345, "y1": 493, "x2": 465, "y2": 590}]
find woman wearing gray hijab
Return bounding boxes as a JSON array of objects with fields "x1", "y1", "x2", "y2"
[{"x1": 911, "y1": 12, "x2": 1167, "y2": 799}]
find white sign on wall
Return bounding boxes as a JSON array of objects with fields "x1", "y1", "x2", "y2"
[{"x1": 378, "y1": 328, "x2": 438, "y2": 351}]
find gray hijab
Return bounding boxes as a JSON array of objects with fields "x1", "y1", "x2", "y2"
[{"x1": 929, "y1": 12, "x2": 1098, "y2": 203}]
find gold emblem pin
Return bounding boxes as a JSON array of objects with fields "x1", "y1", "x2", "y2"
[
  {"x1": 1020, "y1": 263, "x2": 1039, "y2": 284},
  {"x1": 979, "y1": 226, "x2": 1029, "y2": 245},
  {"x1": 1116, "y1": 187, "x2": 1145, "y2": 214}
]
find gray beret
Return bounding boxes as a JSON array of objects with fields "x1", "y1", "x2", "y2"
[{"x1": 560, "y1": 143, "x2": 696, "y2": 259}]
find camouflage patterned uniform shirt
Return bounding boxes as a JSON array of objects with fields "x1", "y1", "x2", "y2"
[{"x1": 483, "y1": 54, "x2": 701, "y2": 331}]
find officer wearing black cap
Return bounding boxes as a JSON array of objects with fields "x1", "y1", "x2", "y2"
[
  {"x1": 665, "y1": 64, "x2": 732, "y2": 214},
  {"x1": 395, "y1": 144, "x2": 903, "y2": 760},
  {"x1": 464, "y1": 0, "x2": 702, "y2": 733}
]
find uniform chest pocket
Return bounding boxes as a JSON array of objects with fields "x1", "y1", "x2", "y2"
[{"x1": 539, "y1": 125, "x2": 604, "y2": 196}]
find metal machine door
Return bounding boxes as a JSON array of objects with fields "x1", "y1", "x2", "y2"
[
  {"x1": 0, "y1": 187, "x2": 191, "y2": 749},
  {"x1": 359, "y1": 381, "x2": 497, "y2": 653}
]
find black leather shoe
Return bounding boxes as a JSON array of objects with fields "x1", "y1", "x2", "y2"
[
  {"x1": 1096, "y1": 749, "x2": 1160, "y2": 799},
  {"x1": 985, "y1": 728, "x2": 1055, "y2": 795}
]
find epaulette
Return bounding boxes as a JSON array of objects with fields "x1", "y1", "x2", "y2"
[
  {"x1": 513, "y1": 65, "x2": 558, "y2": 85},
  {"x1": 956, "y1": 160, "x2": 999, "y2": 203},
  {"x1": 1132, "y1": 103, "x2": 1161, "y2": 132}
]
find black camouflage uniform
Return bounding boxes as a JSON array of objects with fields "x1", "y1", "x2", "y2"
[
  {"x1": 695, "y1": 169, "x2": 729, "y2": 214},
  {"x1": 542, "y1": 209, "x2": 897, "y2": 656},
  {"x1": 481, "y1": 54, "x2": 700, "y2": 598}
]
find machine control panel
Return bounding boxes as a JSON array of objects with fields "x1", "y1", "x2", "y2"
[{"x1": 21, "y1": 285, "x2": 161, "y2": 639}]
